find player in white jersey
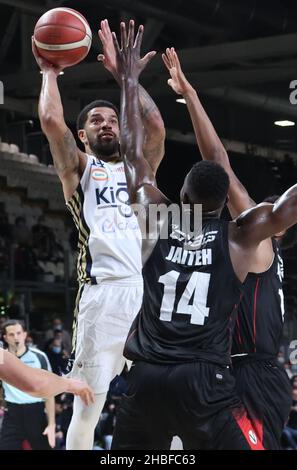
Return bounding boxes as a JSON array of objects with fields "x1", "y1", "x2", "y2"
[{"x1": 32, "y1": 19, "x2": 165, "y2": 449}]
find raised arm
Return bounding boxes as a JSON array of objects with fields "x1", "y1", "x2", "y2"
[
  {"x1": 113, "y1": 22, "x2": 164, "y2": 203},
  {"x1": 98, "y1": 19, "x2": 165, "y2": 174},
  {"x1": 162, "y1": 48, "x2": 254, "y2": 218},
  {"x1": 32, "y1": 38, "x2": 86, "y2": 201},
  {"x1": 224, "y1": 184, "x2": 297, "y2": 281},
  {"x1": 0, "y1": 348, "x2": 94, "y2": 405},
  {"x1": 237, "y1": 183, "x2": 297, "y2": 246},
  {"x1": 113, "y1": 21, "x2": 169, "y2": 261}
]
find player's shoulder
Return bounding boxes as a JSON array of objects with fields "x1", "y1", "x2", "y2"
[{"x1": 28, "y1": 347, "x2": 49, "y2": 360}]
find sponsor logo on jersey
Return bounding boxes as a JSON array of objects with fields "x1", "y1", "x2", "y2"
[
  {"x1": 95, "y1": 182, "x2": 133, "y2": 217},
  {"x1": 101, "y1": 218, "x2": 139, "y2": 234},
  {"x1": 102, "y1": 219, "x2": 116, "y2": 233},
  {"x1": 170, "y1": 227, "x2": 218, "y2": 249},
  {"x1": 92, "y1": 168, "x2": 108, "y2": 182},
  {"x1": 248, "y1": 430, "x2": 258, "y2": 445}
]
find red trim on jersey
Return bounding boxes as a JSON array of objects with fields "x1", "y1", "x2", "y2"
[
  {"x1": 253, "y1": 278, "x2": 260, "y2": 353},
  {"x1": 252, "y1": 415, "x2": 264, "y2": 445},
  {"x1": 236, "y1": 293, "x2": 244, "y2": 346},
  {"x1": 232, "y1": 408, "x2": 265, "y2": 450},
  {"x1": 236, "y1": 315, "x2": 242, "y2": 345}
]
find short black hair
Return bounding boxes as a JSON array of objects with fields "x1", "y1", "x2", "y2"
[
  {"x1": 76, "y1": 100, "x2": 119, "y2": 131},
  {"x1": 187, "y1": 161, "x2": 230, "y2": 208},
  {"x1": 2, "y1": 319, "x2": 26, "y2": 336}
]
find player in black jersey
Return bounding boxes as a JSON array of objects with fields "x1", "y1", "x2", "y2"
[
  {"x1": 110, "y1": 26, "x2": 297, "y2": 450},
  {"x1": 161, "y1": 49, "x2": 293, "y2": 449}
]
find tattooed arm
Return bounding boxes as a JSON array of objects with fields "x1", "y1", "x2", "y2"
[
  {"x1": 32, "y1": 38, "x2": 86, "y2": 201},
  {"x1": 98, "y1": 19, "x2": 165, "y2": 175},
  {"x1": 138, "y1": 85, "x2": 165, "y2": 175}
]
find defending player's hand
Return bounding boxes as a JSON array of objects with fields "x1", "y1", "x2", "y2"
[
  {"x1": 31, "y1": 36, "x2": 64, "y2": 76},
  {"x1": 112, "y1": 20, "x2": 156, "y2": 80},
  {"x1": 97, "y1": 19, "x2": 119, "y2": 80},
  {"x1": 162, "y1": 47, "x2": 192, "y2": 96}
]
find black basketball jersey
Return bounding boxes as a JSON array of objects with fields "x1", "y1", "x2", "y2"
[
  {"x1": 124, "y1": 217, "x2": 243, "y2": 365},
  {"x1": 232, "y1": 240, "x2": 284, "y2": 357}
]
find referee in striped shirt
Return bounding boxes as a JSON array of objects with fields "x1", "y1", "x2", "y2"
[{"x1": 0, "y1": 320, "x2": 55, "y2": 449}]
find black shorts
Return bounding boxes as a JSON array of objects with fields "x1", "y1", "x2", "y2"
[
  {"x1": 112, "y1": 361, "x2": 264, "y2": 450},
  {"x1": 0, "y1": 402, "x2": 52, "y2": 450},
  {"x1": 232, "y1": 357, "x2": 292, "y2": 450}
]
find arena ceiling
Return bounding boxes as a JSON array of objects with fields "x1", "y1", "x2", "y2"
[{"x1": 1, "y1": 0, "x2": 297, "y2": 152}]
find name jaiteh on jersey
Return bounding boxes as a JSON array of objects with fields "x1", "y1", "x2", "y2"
[{"x1": 166, "y1": 227, "x2": 218, "y2": 266}]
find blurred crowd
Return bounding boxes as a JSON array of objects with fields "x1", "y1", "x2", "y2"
[{"x1": 0, "y1": 209, "x2": 66, "y2": 282}]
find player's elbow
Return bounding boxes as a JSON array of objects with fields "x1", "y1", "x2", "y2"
[
  {"x1": 211, "y1": 148, "x2": 229, "y2": 167},
  {"x1": 40, "y1": 113, "x2": 64, "y2": 137},
  {"x1": 146, "y1": 116, "x2": 166, "y2": 141}
]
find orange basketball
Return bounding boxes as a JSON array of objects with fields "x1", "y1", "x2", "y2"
[{"x1": 34, "y1": 7, "x2": 92, "y2": 68}]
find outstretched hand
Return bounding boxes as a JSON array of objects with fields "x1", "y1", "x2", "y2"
[
  {"x1": 97, "y1": 19, "x2": 118, "y2": 79},
  {"x1": 162, "y1": 47, "x2": 192, "y2": 96},
  {"x1": 112, "y1": 20, "x2": 156, "y2": 80}
]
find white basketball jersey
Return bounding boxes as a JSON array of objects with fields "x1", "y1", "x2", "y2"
[{"x1": 67, "y1": 154, "x2": 142, "y2": 282}]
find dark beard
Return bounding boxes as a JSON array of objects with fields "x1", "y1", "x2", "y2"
[{"x1": 89, "y1": 136, "x2": 120, "y2": 160}]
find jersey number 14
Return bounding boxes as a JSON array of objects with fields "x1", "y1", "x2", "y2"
[{"x1": 158, "y1": 270, "x2": 210, "y2": 325}]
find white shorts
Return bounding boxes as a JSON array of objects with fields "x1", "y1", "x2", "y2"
[{"x1": 68, "y1": 276, "x2": 143, "y2": 394}]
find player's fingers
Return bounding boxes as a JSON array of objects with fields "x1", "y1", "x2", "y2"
[
  {"x1": 128, "y1": 19, "x2": 135, "y2": 48},
  {"x1": 140, "y1": 50, "x2": 156, "y2": 67},
  {"x1": 162, "y1": 52, "x2": 171, "y2": 70},
  {"x1": 134, "y1": 24, "x2": 143, "y2": 50},
  {"x1": 167, "y1": 78, "x2": 174, "y2": 88},
  {"x1": 112, "y1": 31, "x2": 121, "y2": 56},
  {"x1": 120, "y1": 22, "x2": 127, "y2": 50}
]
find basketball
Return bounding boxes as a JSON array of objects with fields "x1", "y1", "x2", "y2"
[{"x1": 33, "y1": 7, "x2": 92, "y2": 68}]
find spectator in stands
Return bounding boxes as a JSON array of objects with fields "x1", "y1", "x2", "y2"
[
  {"x1": 54, "y1": 394, "x2": 73, "y2": 450},
  {"x1": 95, "y1": 374, "x2": 127, "y2": 450},
  {"x1": 46, "y1": 337, "x2": 69, "y2": 376},
  {"x1": 32, "y1": 215, "x2": 56, "y2": 260},
  {"x1": 45, "y1": 317, "x2": 72, "y2": 355},
  {"x1": 291, "y1": 375, "x2": 297, "y2": 388},
  {"x1": 0, "y1": 314, "x2": 8, "y2": 333},
  {"x1": 0, "y1": 236, "x2": 9, "y2": 278},
  {"x1": 284, "y1": 362, "x2": 293, "y2": 379},
  {"x1": 25, "y1": 333, "x2": 37, "y2": 349},
  {"x1": 12, "y1": 216, "x2": 32, "y2": 247},
  {"x1": 14, "y1": 242, "x2": 40, "y2": 280},
  {"x1": 99, "y1": 401, "x2": 116, "y2": 450},
  {"x1": 0, "y1": 211, "x2": 11, "y2": 279},
  {"x1": 0, "y1": 210, "x2": 12, "y2": 242},
  {"x1": 0, "y1": 314, "x2": 9, "y2": 337},
  {"x1": 290, "y1": 363, "x2": 297, "y2": 375},
  {"x1": 282, "y1": 388, "x2": 297, "y2": 449}
]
